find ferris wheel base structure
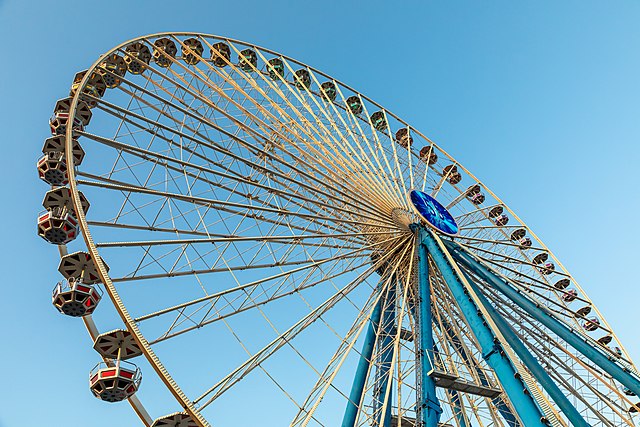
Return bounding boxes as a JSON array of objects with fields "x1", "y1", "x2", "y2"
[{"x1": 344, "y1": 221, "x2": 640, "y2": 427}]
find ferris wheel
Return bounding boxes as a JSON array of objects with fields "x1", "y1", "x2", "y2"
[{"x1": 36, "y1": 32, "x2": 640, "y2": 427}]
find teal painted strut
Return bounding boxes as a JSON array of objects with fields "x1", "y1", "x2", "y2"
[
  {"x1": 342, "y1": 292, "x2": 383, "y2": 427},
  {"x1": 416, "y1": 226, "x2": 443, "y2": 427},
  {"x1": 460, "y1": 269, "x2": 591, "y2": 427},
  {"x1": 445, "y1": 240, "x2": 640, "y2": 399},
  {"x1": 419, "y1": 228, "x2": 548, "y2": 427},
  {"x1": 375, "y1": 282, "x2": 396, "y2": 427}
]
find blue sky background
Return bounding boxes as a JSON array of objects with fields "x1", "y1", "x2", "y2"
[{"x1": 1, "y1": 1, "x2": 639, "y2": 425}]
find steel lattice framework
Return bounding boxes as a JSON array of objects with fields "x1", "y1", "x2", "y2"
[{"x1": 36, "y1": 33, "x2": 640, "y2": 427}]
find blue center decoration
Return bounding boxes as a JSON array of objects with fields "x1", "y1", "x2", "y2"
[{"x1": 409, "y1": 190, "x2": 458, "y2": 235}]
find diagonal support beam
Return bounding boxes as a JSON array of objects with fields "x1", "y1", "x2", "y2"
[
  {"x1": 375, "y1": 283, "x2": 396, "y2": 427},
  {"x1": 416, "y1": 226, "x2": 443, "y2": 427},
  {"x1": 419, "y1": 227, "x2": 548, "y2": 427},
  {"x1": 445, "y1": 240, "x2": 640, "y2": 399},
  {"x1": 342, "y1": 295, "x2": 383, "y2": 427},
  {"x1": 461, "y1": 269, "x2": 591, "y2": 427}
]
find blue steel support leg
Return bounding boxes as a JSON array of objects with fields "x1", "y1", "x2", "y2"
[
  {"x1": 420, "y1": 228, "x2": 548, "y2": 427},
  {"x1": 461, "y1": 270, "x2": 591, "y2": 427},
  {"x1": 416, "y1": 226, "x2": 442, "y2": 427},
  {"x1": 445, "y1": 240, "x2": 640, "y2": 398},
  {"x1": 342, "y1": 295, "x2": 383, "y2": 427},
  {"x1": 375, "y1": 282, "x2": 395, "y2": 427}
]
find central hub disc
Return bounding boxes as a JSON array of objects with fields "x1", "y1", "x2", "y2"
[{"x1": 409, "y1": 189, "x2": 459, "y2": 235}]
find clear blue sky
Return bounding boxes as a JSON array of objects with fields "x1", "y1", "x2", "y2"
[{"x1": 1, "y1": 1, "x2": 639, "y2": 426}]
